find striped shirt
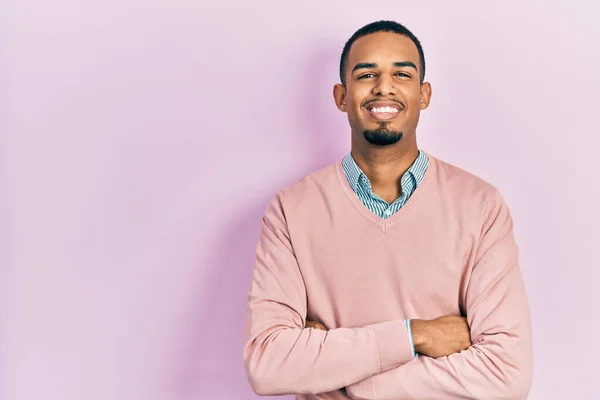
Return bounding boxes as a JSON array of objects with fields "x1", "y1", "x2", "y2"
[
  {"x1": 341, "y1": 150, "x2": 429, "y2": 218},
  {"x1": 341, "y1": 149, "x2": 429, "y2": 357}
]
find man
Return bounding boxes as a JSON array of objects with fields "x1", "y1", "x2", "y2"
[{"x1": 243, "y1": 20, "x2": 532, "y2": 400}]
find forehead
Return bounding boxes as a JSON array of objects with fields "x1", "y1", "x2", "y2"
[{"x1": 348, "y1": 31, "x2": 420, "y2": 67}]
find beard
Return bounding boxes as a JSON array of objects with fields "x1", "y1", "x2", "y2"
[{"x1": 363, "y1": 122, "x2": 403, "y2": 146}]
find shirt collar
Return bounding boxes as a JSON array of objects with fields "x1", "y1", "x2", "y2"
[{"x1": 342, "y1": 150, "x2": 429, "y2": 193}]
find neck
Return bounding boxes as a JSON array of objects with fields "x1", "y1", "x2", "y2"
[{"x1": 350, "y1": 136, "x2": 419, "y2": 203}]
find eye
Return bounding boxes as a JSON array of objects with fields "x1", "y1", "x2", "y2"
[
  {"x1": 395, "y1": 72, "x2": 411, "y2": 78},
  {"x1": 358, "y1": 73, "x2": 376, "y2": 79}
]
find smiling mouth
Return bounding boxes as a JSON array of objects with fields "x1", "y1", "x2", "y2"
[{"x1": 365, "y1": 102, "x2": 403, "y2": 121}]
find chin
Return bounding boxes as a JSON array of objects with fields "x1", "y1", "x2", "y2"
[{"x1": 363, "y1": 129, "x2": 403, "y2": 146}]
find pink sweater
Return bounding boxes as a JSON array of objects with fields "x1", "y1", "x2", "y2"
[{"x1": 243, "y1": 153, "x2": 533, "y2": 399}]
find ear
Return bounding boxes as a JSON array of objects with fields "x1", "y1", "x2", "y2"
[
  {"x1": 333, "y1": 83, "x2": 347, "y2": 112},
  {"x1": 419, "y1": 81, "x2": 432, "y2": 110}
]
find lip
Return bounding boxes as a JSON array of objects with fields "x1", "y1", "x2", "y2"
[{"x1": 363, "y1": 101, "x2": 404, "y2": 121}]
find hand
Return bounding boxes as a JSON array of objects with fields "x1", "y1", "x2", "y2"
[
  {"x1": 411, "y1": 316, "x2": 472, "y2": 358},
  {"x1": 305, "y1": 320, "x2": 328, "y2": 331}
]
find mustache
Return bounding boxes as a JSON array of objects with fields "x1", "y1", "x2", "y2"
[{"x1": 363, "y1": 99, "x2": 406, "y2": 109}]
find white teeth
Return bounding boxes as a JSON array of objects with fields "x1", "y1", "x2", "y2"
[{"x1": 370, "y1": 106, "x2": 399, "y2": 113}]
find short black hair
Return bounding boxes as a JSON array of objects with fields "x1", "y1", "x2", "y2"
[{"x1": 339, "y1": 20, "x2": 426, "y2": 85}]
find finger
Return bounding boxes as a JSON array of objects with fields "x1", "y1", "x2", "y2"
[
  {"x1": 309, "y1": 322, "x2": 327, "y2": 331},
  {"x1": 306, "y1": 320, "x2": 322, "y2": 329}
]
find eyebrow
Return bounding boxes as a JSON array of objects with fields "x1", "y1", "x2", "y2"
[{"x1": 352, "y1": 61, "x2": 418, "y2": 73}]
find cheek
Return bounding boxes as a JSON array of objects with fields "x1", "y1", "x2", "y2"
[
  {"x1": 404, "y1": 88, "x2": 422, "y2": 108},
  {"x1": 347, "y1": 86, "x2": 369, "y2": 109},
  {"x1": 346, "y1": 94, "x2": 363, "y2": 117}
]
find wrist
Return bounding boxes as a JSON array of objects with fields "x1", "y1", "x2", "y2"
[{"x1": 410, "y1": 319, "x2": 429, "y2": 350}]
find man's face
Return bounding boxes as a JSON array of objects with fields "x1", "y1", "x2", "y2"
[{"x1": 334, "y1": 31, "x2": 431, "y2": 147}]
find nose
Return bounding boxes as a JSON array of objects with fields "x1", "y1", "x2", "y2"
[{"x1": 372, "y1": 74, "x2": 397, "y2": 96}]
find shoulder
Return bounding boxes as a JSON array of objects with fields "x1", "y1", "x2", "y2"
[
  {"x1": 264, "y1": 160, "x2": 341, "y2": 217},
  {"x1": 427, "y1": 152, "x2": 502, "y2": 201},
  {"x1": 426, "y1": 152, "x2": 510, "y2": 225},
  {"x1": 424, "y1": 152, "x2": 516, "y2": 242}
]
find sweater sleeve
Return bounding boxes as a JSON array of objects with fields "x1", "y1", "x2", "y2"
[
  {"x1": 346, "y1": 191, "x2": 533, "y2": 400},
  {"x1": 243, "y1": 196, "x2": 415, "y2": 396}
]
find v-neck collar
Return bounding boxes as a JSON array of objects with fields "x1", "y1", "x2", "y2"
[{"x1": 336, "y1": 151, "x2": 436, "y2": 231}]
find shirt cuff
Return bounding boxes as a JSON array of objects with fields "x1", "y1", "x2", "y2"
[{"x1": 404, "y1": 319, "x2": 417, "y2": 358}]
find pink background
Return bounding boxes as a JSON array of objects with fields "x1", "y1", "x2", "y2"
[{"x1": 3, "y1": 1, "x2": 599, "y2": 399}]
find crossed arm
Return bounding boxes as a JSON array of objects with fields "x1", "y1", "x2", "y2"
[{"x1": 243, "y1": 194, "x2": 532, "y2": 399}]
